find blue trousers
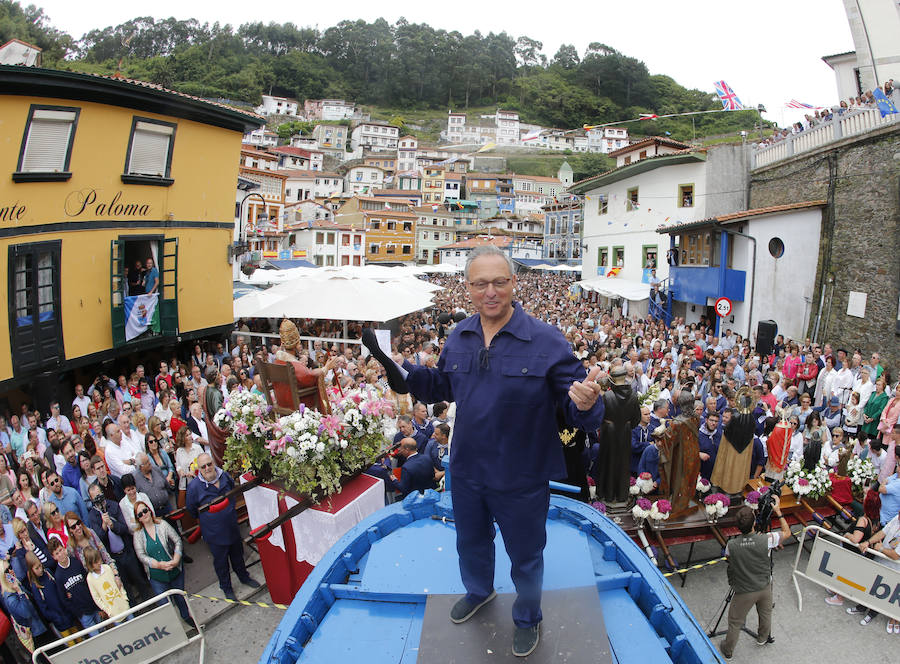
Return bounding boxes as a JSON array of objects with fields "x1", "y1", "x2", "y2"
[
  {"x1": 207, "y1": 539, "x2": 249, "y2": 593},
  {"x1": 149, "y1": 569, "x2": 191, "y2": 622},
  {"x1": 451, "y1": 476, "x2": 550, "y2": 628}
]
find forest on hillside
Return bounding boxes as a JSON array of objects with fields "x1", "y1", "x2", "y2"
[{"x1": 0, "y1": 2, "x2": 766, "y2": 140}]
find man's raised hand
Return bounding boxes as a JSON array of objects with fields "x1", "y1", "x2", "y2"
[{"x1": 569, "y1": 365, "x2": 603, "y2": 411}]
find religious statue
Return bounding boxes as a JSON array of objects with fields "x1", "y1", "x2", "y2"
[
  {"x1": 656, "y1": 390, "x2": 701, "y2": 515},
  {"x1": 555, "y1": 404, "x2": 590, "y2": 503},
  {"x1": 593, "y1": 366, "x2": 641, "y2": 503},
  {"x1": 272, "y1": 319, "x2": 332, "y2": 414},
  {"x1": 710, "y1": 388, "x2": 756, "y2": 494}
]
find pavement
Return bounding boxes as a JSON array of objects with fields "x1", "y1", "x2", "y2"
[{"x1": 165, "y1": 523, "x2": 899, "y2": 664}]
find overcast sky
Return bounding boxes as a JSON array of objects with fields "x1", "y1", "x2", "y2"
[{"x1": 36, "y1": 0, "x2": 855, "y2": 127}]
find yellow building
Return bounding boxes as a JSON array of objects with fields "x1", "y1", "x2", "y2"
[
  {"x1": 336, "y1": 196, "x2": 418, "y2": 263},
  {"x1": 0, "y1": 65, "x2": 263, "y2": 391}
]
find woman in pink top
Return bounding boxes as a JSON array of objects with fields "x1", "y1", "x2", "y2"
[
  {"x1": 876, "y1": 383, "x2": 900, "y2": 482},
  {"x1": 783, "y1": 345, "x2": 803, "y2": 384}
]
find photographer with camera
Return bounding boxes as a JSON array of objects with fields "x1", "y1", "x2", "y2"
[
  {"x1": 719, "y1": 497, "x2": 791, "y2": 660},
  {"x1": 85, "y1": 482, "x2": 151, "y2": 605}
]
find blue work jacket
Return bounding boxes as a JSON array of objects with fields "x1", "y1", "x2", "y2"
[
  {"x1": 185, "y1": 468, "x2": 240, "y2": 545},
  {"x1": 404, "y1": 303, "x2": 605, "y2": 491}
]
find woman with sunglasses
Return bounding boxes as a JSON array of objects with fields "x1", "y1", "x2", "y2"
[
  {"x1": 77, "y1": 451, "x2": 96, "y2": 504},
  {"x1": 145, "y1": 433, "x2": 176, "y2": 491},
  {"x1": 64, "y1": 511, "x2": 113, "y2": 572},
  {"x1": 147, "y1": 415, "x2": 173, "y2": 455},
  {"x1": 132, "y1": 499, "x2": 193, "y2": 627},
  {"x1": 42, "y1": 502, "x2": 68, "y2": 547}
]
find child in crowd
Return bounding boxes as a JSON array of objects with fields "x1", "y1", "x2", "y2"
[{"x1": 84, "y1": 545, "x2": 130, "y2": 621}]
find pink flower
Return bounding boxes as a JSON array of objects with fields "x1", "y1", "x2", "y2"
[
  {"x1": 637, "y1": 498, "x2": 652, "y2": 511},
  {"x1": 629, "y1": 477, "x2": 637, "y2": 486},
  {"x1": 655, "y1": 499, "x2": 672, "y2": 514},
  {"x1": 798, "y1": 478, "x2": 809, "y2": 486},
  {"x1": 745, "y1": 491, "x2": 761, "y2": 505},
  {"x1": 234, "y1": 421, "x2": 249, "y2": 435},
  {"x1": 265, "y1": 437, "x2": 286, "y2": 455},
  {"x1": 639, "y1": 472, "x2": 652, "y2": 481}
]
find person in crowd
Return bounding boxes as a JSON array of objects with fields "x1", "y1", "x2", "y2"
[
  {"x1": 26, "y1": 551, "x2": 77, "y2": 639},
  {"x1": 118, "y1": 474, "x2": 152, "y2": 533},
  {"x1": 131, "y1": 499, "x2": 193, "y2": 626},
  {"x1": 132, "y1": 453, "x2": 172, "y2": 518},
  {"x1": 9, "y1": 517, "x2": 52, "y2": 584},
  {"x1": 387, "y1": 438, "x2": 442, "y2": 497},
  {"x1": 0, "y1": 558, "x2": 51, "y2": 654},
  {"x1": 720, "y1": 501, "x2": 791, "y2": 659},
  {"x1": 862, "y1": 378, "x2": 889, "y2": 441},
  {"x1": 91, "y1": 456, "x2": 123, "y2": 503},
  {"x1": 49, "y1": 538, "x2": 102, "y2": 634},
  {"x1": 145, "y1": 433, "x2": 176, "y2": 490},
  {"x1": 424, "y1": 423, "x2": 451, "y2": 472},
  {"x1": 44, "y1": 471, "x2": 86, "y2": 524},
  {"x1": 185, "y1": 454, "x2": 259, "y2": 601},
  {"x1": 83, "y1": 546, "x2": 129, "y2": 621}
]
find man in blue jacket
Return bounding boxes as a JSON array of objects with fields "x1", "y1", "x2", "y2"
[
  {"x1": 364, "y1": 246, "x2": 604, "y2": 657},
  {"x1": 186, "y1": 453, "x2": 259, "y2": 600},
  {"x1": 389, "y1": 438, "x2": 441, "y2": 497}
]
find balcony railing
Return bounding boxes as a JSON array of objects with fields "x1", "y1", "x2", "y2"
[{"x1": 752, "y1": 108, "x2": 899, "y2": 168}]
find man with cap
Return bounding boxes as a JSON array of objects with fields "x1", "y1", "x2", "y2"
[
  {"x1": 593, "y1": 364, "x2": 641, "y2": 503},
  {"x1": 822, "y1": 396, "x2": 843, "y2": 430},
  {"x1": 185, "y1": 453, "x2": 259, "y2": 600}
]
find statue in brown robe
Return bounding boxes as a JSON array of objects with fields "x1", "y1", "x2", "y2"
[{"x1": 656, "y1": 391, "x2": 700, "y2": 515}]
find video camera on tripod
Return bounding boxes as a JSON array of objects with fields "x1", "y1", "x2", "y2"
[{"x1": 755, "y1": 478, "x2": 785, "y2": 532}]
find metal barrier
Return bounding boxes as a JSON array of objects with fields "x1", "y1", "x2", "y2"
[
  {"x1": 790, "y1": 524, "x2": 900, "y2": 620},
  {"x1": 32, "y1": 589, "x2": 205, "y2": 664}
]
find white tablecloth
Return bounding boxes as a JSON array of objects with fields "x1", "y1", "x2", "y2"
[
  {"x1": 241, "y1": 476, "x2": 285, "y2": 551},
  {"x1": 286, "y1": 476, "x2": 385, "y2": 565}
]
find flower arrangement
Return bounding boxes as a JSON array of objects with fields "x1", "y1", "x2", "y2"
[
  {"x1": 591, "y1": 501, "x2": 607, "y2": 515},
  {"x1": 218, "y1": 387, "x2": 396, "y2": 500},
  {"x1": 784, "y1": 457, "x2": 832, "y2": 500},
  {"x1": 636, "y1": 472, "x2": 655, "y2": 494},
  {"x1": 628, "y1": 477, "x2": 640, "y2": 495},
  {"x1": 744, "y1": 490, "x2": 761, "y2": 510},
  {"x1": 632, "y1": 497, "x2": 652, "y2": 521},
  {"x1": 846, "y1": 455, "x2": 877, "y2": 493},
  {"x1": 638, "y1": 383, "x2": 661, "y2": 409},
  {"x1": 650, "y1": 499, "x2": 672, "y2": 521},
  {"x1": 703, "y1": 493, "x2": 730, "y2": 518},
  {"x1": 696, "y1": 477, "x2": 711, "y2": 494}
]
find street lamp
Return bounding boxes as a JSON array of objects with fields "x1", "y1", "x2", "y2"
[{"x1": 236, "y1": 192, "x2": 268, "y2": 258}]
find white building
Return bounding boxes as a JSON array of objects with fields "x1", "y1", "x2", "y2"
[
  {"x1": 570, "y1": 142, "x2": 748, "y2": 286},
  {"x1": 513, "y1": 174, "x2": 566, "y2": 215},
  {"x1": 586, "y1": 127, "x2": 629, "y2": 154},
  {"x1": 822, "y1": 0, "x2": 900, "y2": 101},
  {"x1": 350, "y1": 122, "x2": 400, "y2": 153},
  {"x1": 609, "y1": 135, "x2": 693, "y2": 168},
  {"x1": 658, "y1": 203, "x2": 825, "y2": 339},
  {"x1": 304, "y1": 99, "x2": 356, "y2": 122},
  {"x1": 272, "y1": 147, "x2": 324, "y2": 172},
  {"x1": 438, "y1": 235, "x2": 542, "y2": 268},
  {"x1": 415, "y1": 215, "x2": 457, "y2": 264},
  {"x1": 345, "y1": 165, "x2": 386, "y2": 196},
  {"x1": 280, "y1": 170, "x2": 344, "y2": 204},
  {"x1": 495, "y1": 109, "x2": 520, "y2": 145},
  {"x1": 0, "y1": 38, "x2": 41, "y2": 66},
  {"x1": 481, "y1": 217, "x2": 544, "y2": 236},
  {"x1": 398, "y1": 136, "x2": 418, "y2": 172},
  {"x1": 255, "y1": 95, "x2": 298, "y2": 117},
  {"x1": 288, "y1": 222, "x2": 366, "y2": 267},
  {"x1": 242, "y1": 127, "x2": 279, "y2": 147}
]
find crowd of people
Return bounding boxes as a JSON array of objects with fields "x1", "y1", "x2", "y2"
[
  {"x1": 756, "y1": 78, "x2": 898, "y2": 147},
  {"x1": 0, "y1": 353, "x2": 263, "y2": 660},
  {"x1": 0, "y1": 267, "x2": 898, "y2": 658}
]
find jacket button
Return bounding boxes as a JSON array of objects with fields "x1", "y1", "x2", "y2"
[
  {"x1": 452, "y1": 364, "x2": 458, "y2": 370},
  {"x1": 522, "y1": 367, "x2": 528, "y2": 374}
]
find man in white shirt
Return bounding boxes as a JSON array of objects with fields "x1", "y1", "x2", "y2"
[
  {"x1": 188, "y1": 403, "x2": 210, "y2": 450},
  {"x1": 102, "y1": 421, "x2": 139, "y2": 478},
  {"x1": 46, "y1": 402, "x2": 72, "y2": 436},
  {"x1": 71, "y1": 386, "x2": 91, "y2": 422},
  {"x1": 117, "y1": 412, "x2": 142, "y2": 456},
  {"x1": 830, "y1": 357, "x2": 854, "y2": 406}
]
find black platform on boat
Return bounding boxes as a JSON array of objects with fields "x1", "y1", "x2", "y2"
[{"x1": 417, "y1": 586, "x2": 612, "y2": 663}]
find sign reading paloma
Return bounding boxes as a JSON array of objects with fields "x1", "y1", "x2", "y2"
[{"x1": 65, "y1": 189, "x2": 151, "y2": 218}]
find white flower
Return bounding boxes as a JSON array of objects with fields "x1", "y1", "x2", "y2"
[
  {"x1": 315, "y1": 442, "x2": 325, "y2": 454},
  {"x1": 286, "y1": 446, "x2": 298, "y2": 458}
]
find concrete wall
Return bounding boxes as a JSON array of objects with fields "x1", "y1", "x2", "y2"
[
  {"x1": 705, "y1": 144, "x2": 750, "y2": 217},
  {"x1": 748, "y1": 123, "x2": 900, "y2": 369}
]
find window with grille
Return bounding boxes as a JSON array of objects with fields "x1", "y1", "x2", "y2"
[
  {"x1": 123, "y1": 118, "x2": 176, "y2": 185},
  {"x1": 14, "y1": 106, "x2": 79, "y2": 181}
]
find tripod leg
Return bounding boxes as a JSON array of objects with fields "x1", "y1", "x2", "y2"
[{"x1": 707, "y1": 588, "x2": 733, "y2": 637}]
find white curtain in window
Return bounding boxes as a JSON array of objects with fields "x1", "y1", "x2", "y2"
[
  {"x1": 129, "y1": 122, "x2": 173, "y2": 176},
  {"x1": 21, "y1": 110, "x2": 76, "y2": 172},
  {"x1": 14, "y1": 256, "x2": 28, "y2": 324},
  {"x1": 37, "y1": 253, "x2": 53, "y2": 318}
]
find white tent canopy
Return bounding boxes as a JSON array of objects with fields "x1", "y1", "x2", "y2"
[
  {"x1": 236, "y1": 275, "x2": 436, "y2": 322},
  {"x1": 577, "y1": 277, "x2": 651, "y2": 302},
  {"x1": 418, "y1": 263, "x2": 462, "y2": 274}
]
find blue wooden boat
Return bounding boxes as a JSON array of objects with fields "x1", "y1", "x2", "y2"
[{"x1": 260, "y1": 487, "x2": 723, "y2": 663}]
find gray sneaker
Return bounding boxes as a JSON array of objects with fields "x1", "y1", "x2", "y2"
[
  {"x1": 449, "y1": 590, "x2": 496, "y2": 624},
  {"x1": 513, "y1": 623, "x2": 540, "y2": 657}
]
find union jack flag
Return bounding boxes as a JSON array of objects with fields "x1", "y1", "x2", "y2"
[{"x1": 714, "y1": 80, "x2": 744, "y2": 111}]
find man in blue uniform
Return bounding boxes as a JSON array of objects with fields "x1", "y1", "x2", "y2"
[
  {"x1": 366, "y1": 246, "x2": 605, "y2": 657},
  {"x1": 185, "y1": 453, "x2": 259, "y2": 600},
  {"x1": 698, "y1": 411, "x2": 721, "y2": 480}
]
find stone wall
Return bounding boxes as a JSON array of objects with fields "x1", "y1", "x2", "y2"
[{"x1": 749, "y1": 124, "x2": 900, "y2": 372}]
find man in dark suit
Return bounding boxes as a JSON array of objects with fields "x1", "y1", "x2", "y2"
[
  {"x1": 86, "y1": 482, "x2": 151, "y2": 604},
  {"x1": 392, "y1": 416, "x2": 428, "y2": 454},
  {"x1": 25, "y1": 500, "x2": 49, "y2": 547},
  {"x1": 390, "y1": 438, "x2": 441, "y2": 497},
  {"x1": 91, "y1": 455, "x2": 124, "y2": 502}
]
